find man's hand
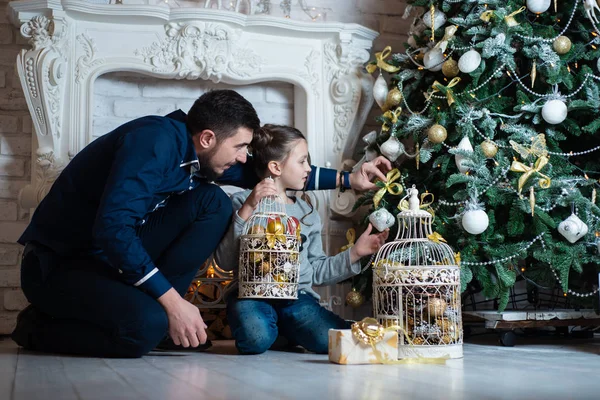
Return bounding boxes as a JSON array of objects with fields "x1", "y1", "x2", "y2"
[
  {"x1": 349, "y1": 223, "x2": 389, "y2": 263},
  {"x1": 158, "y1": 288, "x2": 208, "y2": 348},
  {"x1": 348, "y1": 156, "x2": 393, "y2": 192}
]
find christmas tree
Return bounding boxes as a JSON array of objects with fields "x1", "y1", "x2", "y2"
[{"x1": 351, "y1": 0, "x2": 600, "y2": 311}]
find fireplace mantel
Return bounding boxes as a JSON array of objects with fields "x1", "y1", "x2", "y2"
[{"x1": 8, "y1": 0, "x2": 377, "y2": 217}]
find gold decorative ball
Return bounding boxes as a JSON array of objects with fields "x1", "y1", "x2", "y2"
[
  {"x1": 382, "y1": 319, "x2": 400, "y2": 328},
  {"x1": 439, "y1": 334, "x2": 453, "y2": 344},
  {"x1": 553, "y1": 36, "x2": 572, "y2": 55},
  {"x1": 386, "y1": 88, "x2": 403, "y2": 108},
  {"x1": 249, "y1": 252, "x2": 264, "y2": 264},
  {"x1": 259, "y1": 261, "x2": 271, "y2": 275},
  {"x1": 427, "y1": 298, "x2": 448, "y2": 318},
  {"x1": 345, "y1": 289, "x2": 365, "y2": 309},
  {"x1": 427, "y1": 124, "x2": 447, "y2": 144},
  {"x1": 442, "y1": 58, "x2": 459, "y2": 78},
  {"x1": 266, "y1": 217, "x2": 284, "y2": 234},
  {"x1": 480, "y1": 140, "x2": 498, "y2": 158},
  {"x1": 412, "y1": 337, "x2": 425, "y2": 345}
]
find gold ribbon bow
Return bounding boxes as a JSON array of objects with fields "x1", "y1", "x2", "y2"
[
  {"x1": 427, "y1": 232, "x2": 447, "y2": 243},
  {"x1": 426, "y1": 77, "x2": 461, "y2": 106},
  {"x1": 480, "y1": 10, "x2": 495, "y2": 22},
  {"x1": 398, "y1": 191, "x2": 435, "y2": 217},
  {"x1": 433, "y1": 25, "x2": 458, "y2": 53},
  {"x1": 366, "y1": 46, "x2": 401, "y2": 74},
  {"x1": 266, "y1": 225, "x2": 287, "y2": 249},
  {"x1": 381, "y1": 108, "x2": 402, "y2": 132},
  {"x1": 504, "y1": 6, "x2": 526, "y2": 27},
  {"x1": 373, "y1": 168, "x2": 404, "y2": 208},
  {"x1": 351, "y1": 318, "x2": 448, "y2": 365},
  {"x1": 340, "y1": 228, "x2": 356, "y2": 252},
  {"x1": 510, "y1": 155, "x2": 552, "y2": 193}
]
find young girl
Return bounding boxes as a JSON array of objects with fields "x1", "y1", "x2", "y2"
[{"x1": 214, "y1": 125, "x2": 388, "y2": 355}]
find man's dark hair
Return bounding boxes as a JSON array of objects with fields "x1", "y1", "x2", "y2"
[{"x1": 187, "y1": 90, "x2": 260, "y2": 139}]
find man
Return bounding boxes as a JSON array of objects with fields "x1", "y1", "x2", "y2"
[{"x1": 12, "y1": 90, "x2": 391, "y2": 358}]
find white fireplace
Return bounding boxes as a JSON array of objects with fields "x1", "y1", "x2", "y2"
[{"x1": 8, "y1": 0, "x2": 378, "y2": 318}]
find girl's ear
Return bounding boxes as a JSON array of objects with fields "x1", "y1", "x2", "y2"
[{"x1": 267, "y1": 160, "x2": 282, "y2": 177}]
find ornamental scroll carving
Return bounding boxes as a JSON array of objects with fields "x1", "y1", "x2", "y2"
[
  {"x1": 135, "y1": 22, "x2": 264, "y2": 81},
  {"x1": 324, "y1": 42, "x2": 370, "y2": 154}
]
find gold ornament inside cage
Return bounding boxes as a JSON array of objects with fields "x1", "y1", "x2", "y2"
[
  {"x1": 238, "y1": 195, "x2": 301, "y2": 299},
  {"x1": 372, "y1": 186, "x2": 463, "y2": 360}
]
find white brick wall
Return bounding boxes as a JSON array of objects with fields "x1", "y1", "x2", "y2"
[{"x1": 0, "y1": 0, "x2": 411, "y2": 334}]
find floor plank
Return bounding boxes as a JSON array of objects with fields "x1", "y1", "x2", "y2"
[{"x1": 2, "y1": 336, "x2": 599, "y2": 400}]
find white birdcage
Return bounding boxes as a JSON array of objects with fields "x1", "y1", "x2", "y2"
[
  {"x1": 372, "y1": 186, "x2": 463, "y2": 359},
  {"x1": 238, "y1": 194, "x2": 301, "y2": 299}
]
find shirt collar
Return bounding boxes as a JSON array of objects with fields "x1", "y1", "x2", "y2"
[{"x1": 166, "y1": 110, "x2": 200, "y2": 172}]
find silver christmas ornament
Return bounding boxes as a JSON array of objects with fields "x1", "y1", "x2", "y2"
[
  {"x1": 379, "y1": 136, "x2": 405, "y2": 162},
  {"x1": 369, "y1": 208, "x2": 395, "y2": 232}
]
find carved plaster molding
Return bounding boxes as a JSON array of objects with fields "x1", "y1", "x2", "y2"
[
  {"x1": 75, "y1": 33, "x2": 106, "y2": 84},
  {"x1": 300, "y1": 50, "x2": 321, "y2": 98},
  {"x1": 19, "y1": 148, "x2": 66, "y2": 209},
  {"x1": 135, "y1": 22, "x2": 264, "y2": 81},
  {"x1": 324, "y1": 42, "x2": 371, "y2": 154}
]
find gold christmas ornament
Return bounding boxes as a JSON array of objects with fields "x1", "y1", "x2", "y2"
[
  {"x1": 427, "y1": 298, "x2": 448, "y2": 318},
  {"x1": 531, "y1": 60, "x2": 537, "y2": 88},
  {"x1": 259, "y1": 261, "x2": 271, "y2": 275},
  {"x1": 346, "y1": 288, "x2": 365, "y2": 308},
  {"x1": 442, "y1": 58, "x2": 459, "y2": 78},
  {"x1": 529, "y1": 186, "x2": 536, "y2": 217},
  {"x1": 386, "y1": 88, "x2": 403, "y2": 108},
  {"x1": 480, "y1": 140, "x2": 498, "y2": 158},
  {"x1": 427, "y1": 124, "x2": 447, "y2": 144},
  {"x1": 553, "y1": 36, "x2": 572, "y2": 55},
  {"x1": 249, "y1": 251, "x2": 264, "y2": 264}
]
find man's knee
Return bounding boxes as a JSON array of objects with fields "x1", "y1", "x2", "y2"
[
  {"x1": 114, "y1": 310, "x2": 169, "y2": 358},
  {"x1": 197, "y1": 185, "x2": 233, "y2": 221}
]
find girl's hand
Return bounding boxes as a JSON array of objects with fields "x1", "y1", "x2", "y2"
[
  {"x1": 349, "y1": 223, "x2": 389, "y2": 263},
  {"x1": 238, "y1": 178, "x2": 279, "y2": 220}
]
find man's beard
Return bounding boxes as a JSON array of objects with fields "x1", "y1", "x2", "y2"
[{"x1": 196, "y1": 149, "x2": 222, "y2": 181}]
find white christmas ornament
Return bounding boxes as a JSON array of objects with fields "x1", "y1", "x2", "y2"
[
  {"x1": 597, "y1": 57, "x2": 600, "y2": 73},
  {"x1": 455, "y1": 136, "x2": 473, "y2": 174},
  {"x1": 373, "y1": 74, "x2": 389, "y2": 110},
  {"x1": 369, "y1": 207, "x2": 395, "y2": 232},
  {"x1": 458, "y1": 49, "x2": 482, "y2": 73},
  {"x1": 462, "y1": 208, "x2": 489, "y2": 235},
  {"x1": 423, "y1": 48, "x2": 444, "y2": 71},
  {"x1": 558, "y1": 213, "x2": 588, "y2": 243},
  {"x1": 526, "y1": 0, "x2": 551, "y2": 13},
  {"x1": 379, "y1": 136, "x2": 405, "y2": 162},
  {"x1": 542, "y1": 99, "x2": 567, "y2": 124},
  {"x1": 422, "y1": 8, "x2": 446, "y2": 29}
]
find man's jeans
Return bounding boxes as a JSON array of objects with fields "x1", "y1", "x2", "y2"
[
  {"x1": 17, "y1": 182, "x2": 232, "y2": 358},
  {"x1": 227, "y1": 291, "x2": 351, "y2": 354}
]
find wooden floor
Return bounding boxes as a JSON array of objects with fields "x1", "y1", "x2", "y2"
[{"x1": 1, "y1": 335, "x2": 599, "y2": 400}]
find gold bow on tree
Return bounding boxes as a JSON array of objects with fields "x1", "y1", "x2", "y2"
[
  {"x1": 340, "y1": 228, "x2": 356, "y2": 252},
  {"x1": 366, "y1": 46, "x2": 401, "y2": 74},
  {"x1": 427, "y1": 232, "x2": 447, "y2": 243},
  {"x1": 433, "y1": 25, "x2": 458, "y2": 53},
  {"x1": 381, "y1": 108, "x2": 402, "y2": 132},
  {"x1": 373, "y1": 168, "x2": 404, "y2": 208},
  {"x1": 504, "y1": 6, "x2": 526, "y2": 27},
  {"x1": 398, "y1": 191, "x2": 435, "y2": 218},
  {"x1": 480, "y1": 10, "x2": 495, "y2": 22},
  {"x1": 426, "y1": 77, "x2": 461, "y2": 106},
  {"x1": 510, "y1": 155, "x2": 552, "y2": 193}
]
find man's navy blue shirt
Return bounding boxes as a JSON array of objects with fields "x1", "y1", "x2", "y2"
[{"x1": 19, "y1": 110, "x2": 338, "y2": 299}]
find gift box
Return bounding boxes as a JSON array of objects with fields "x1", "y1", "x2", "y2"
[{"x1": 328, "y1": 318, "x2": 398, "y2": 365}]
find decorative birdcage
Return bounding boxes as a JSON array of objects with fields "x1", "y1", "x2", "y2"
[
  {"x1": 372, "y1": 186, "x2": 463, "y2": 359},
  {"x1": 238, "y1": 195, "x2": 301, "y2": 299}
]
